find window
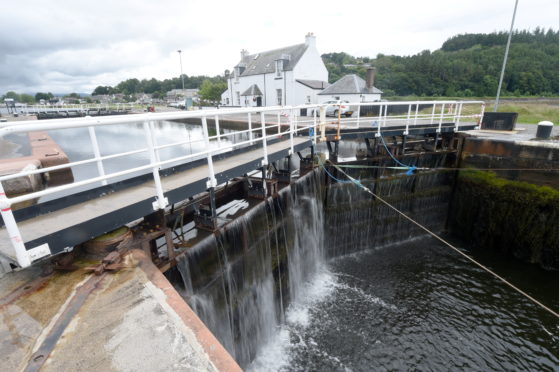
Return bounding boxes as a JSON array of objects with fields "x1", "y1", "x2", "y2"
[
  {"x1": 226, "y1": 98, "x2": 230, "y2": 105},
  {"x1": 236, "y1": 92, "x2": 240, "y2": 106},
  {"x1": 276, "y1": 89, "x2": 282, "y2": 106},
  {"x1": 306, "y1": 96, "x2": 311, "y2": 104},
  {"x1": 275, "y1": 60, "x2": 283, "y2": 78}
]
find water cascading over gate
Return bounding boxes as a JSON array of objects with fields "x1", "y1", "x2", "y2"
[
  {"x1": 175, "y1": 170, "x2": 326, "y2": 367},
  {"x1": 174, "y1": 156, "x2": 456, "y2": 368}
]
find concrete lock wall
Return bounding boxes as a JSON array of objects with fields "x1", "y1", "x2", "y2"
[{"x1": 447, "y1": 136, "x2": 559, "y2": 270}]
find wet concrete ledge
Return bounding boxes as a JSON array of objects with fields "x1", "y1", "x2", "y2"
[
  {"x1": 0, "y1": 250, "x2": 241, "y2": 372},
  {"x1": 460, "y1": 133, "x2": 559, "y2": 189},
  {"x1": 0, "y1": 131, "x2": 74, "y2": 204}
]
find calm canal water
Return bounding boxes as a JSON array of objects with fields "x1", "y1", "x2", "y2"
[
  {"x1": 43, "y1": 120, "x2": 247, "y2": 200},
  {"x1": 249, "y1": 237, "x2": 559, "y2": 371}
]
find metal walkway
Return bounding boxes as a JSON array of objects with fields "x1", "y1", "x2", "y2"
[
  {"x1": 0, "y1": 100, "x2": 484, "y2": 269},
  {"x1": 0, "y1": 137, "x2": 310, "y2": 261}
]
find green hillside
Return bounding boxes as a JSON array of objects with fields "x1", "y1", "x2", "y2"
[{"x1": 322, "y1": 29, "x2": 559, "y2": 97}]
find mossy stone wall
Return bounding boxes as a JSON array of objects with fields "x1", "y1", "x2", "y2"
[{"x1": 448, "y1": 171, "x2": 559, "y2": 270}]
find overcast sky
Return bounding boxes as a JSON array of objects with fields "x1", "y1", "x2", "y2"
[{"x1": 1, "y1": 0, "x2": 557, "y2": 94}]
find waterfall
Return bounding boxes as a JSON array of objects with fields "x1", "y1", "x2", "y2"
[
  {"x1": 324, "y1": 170, "x2": 453, "y2": 257},
  {"x1": 174, "y1": 164, "x2": 455, "y2": 368},
  {"x1": 176, "y1": 170, "x2": 326, "y2": 368}
]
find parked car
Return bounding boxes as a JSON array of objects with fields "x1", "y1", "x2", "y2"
[{"x1": 315, "y1": 100, "x2": 354, "y2": 117}]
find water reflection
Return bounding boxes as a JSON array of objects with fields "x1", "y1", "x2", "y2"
[{"x1": 45, "y1": 120, "x2": 248, "y2": 201}]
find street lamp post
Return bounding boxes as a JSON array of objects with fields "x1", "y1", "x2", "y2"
[
  {"x1": 177, "y1": 49, "x2": 185, "y2": 92},
  {"x1": 494, "y1": 0, "x2": 519, "y2": 112}
]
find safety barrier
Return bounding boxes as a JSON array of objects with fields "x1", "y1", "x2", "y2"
[{"x1": 0, "y1": 100, "x2": 484, "y2": 268}]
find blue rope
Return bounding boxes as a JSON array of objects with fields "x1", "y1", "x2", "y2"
[{"x1": 379, "y1": 136, "x2": 417, "y2": 175}]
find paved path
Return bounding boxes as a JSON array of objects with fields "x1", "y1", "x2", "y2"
[{"x1": 0, "y1": 249, "x2": 240, "y2": 371}]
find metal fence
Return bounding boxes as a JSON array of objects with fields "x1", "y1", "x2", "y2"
[{"x1": 0, "y1": 100, "x2": 484, "y2": 268}]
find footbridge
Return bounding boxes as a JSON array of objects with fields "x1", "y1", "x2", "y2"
[
  {"x1": 10, "y1": 103, "x2": 133, "y2": 119},
  {"x1": 0, "y1": 100, "x2": 484, "y2": 271}
]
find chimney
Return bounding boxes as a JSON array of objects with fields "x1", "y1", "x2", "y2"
[
  {"x1": 366, "y1": 67, "x2": 376, "y2": 92},
  {"x1": 240, "y1": 49, "x2": 249, "y2": 60},
  {"x1": 305, "y1": 32, "x2": 316, "y2": 48}
]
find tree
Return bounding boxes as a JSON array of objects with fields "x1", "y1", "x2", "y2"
[
  {"x1": 4, "y1": 91, "x2": 19, "y2": 100},
  {"x1": 19, "y1": 94, "x2": 35, "y2": 104},
  {"x1": 321, "y1": 29, "x2": 559, "y2": 97},
  {"x1": 116, "y1": 78, "x2": 141, "y2": 95},
  {"x1": 35, "y1": 92, "x2": 54, "y2": 102},
  {"x1": 92, "y1": 86, "x2": 113, "y2": 95},
  {"x1": 198, "y1": 80, "x2": 227, "y2": 104}
]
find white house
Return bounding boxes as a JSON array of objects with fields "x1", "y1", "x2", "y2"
[
  {"x1": 318, "y1": 69, "x2": 382, "y2": 103},
  {"x1": 221, "y1": 33, "x2": 329, "y2": 107}
]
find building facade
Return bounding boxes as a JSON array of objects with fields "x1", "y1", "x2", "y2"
[
  {"x1": 221, "y1": 33, "x2": 329, "y2": 107},
  {"x1": 318, "y1": 69, "x2": 382, "y2": 103}
]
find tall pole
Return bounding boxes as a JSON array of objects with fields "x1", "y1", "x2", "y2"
[
  {"x1": 494, "y1": 0, "x2": 519, "y2": 112},
  {"x1": 177, "y1": 49, "x2": 185, "y2": 92}
]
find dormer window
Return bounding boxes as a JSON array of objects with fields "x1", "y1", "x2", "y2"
[{"x1": 275, "y1": 60, "x2": 283, "y2": 77}]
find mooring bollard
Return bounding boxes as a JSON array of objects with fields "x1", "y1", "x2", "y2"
[{"x1": 536, "y1": 121, "x2": 554, "y2": 139}]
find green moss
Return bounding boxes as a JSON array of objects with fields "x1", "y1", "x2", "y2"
[
  {"x1": 450, "y1": 171, "x2": 559, "y2": 269},
  {"x1": 91, "y1": 226, "x2": 129, "y2": 242},
  {"x1": 459, "y1": 170, "x2": 559, "y2": 200}
]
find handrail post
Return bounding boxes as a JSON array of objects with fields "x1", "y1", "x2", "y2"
[
  {"x1": 289, "y1": 109, "x2": 294, "y2": 155},
  {"x1": 248, "y1": 112, "x2": 253, "y2": 145},
  {"x1": 320, "y1": 106, "x2": 326, "y2": 142},
  {"x1": 150, "y1": 121, "x2": 161, "y2": 167},
  {"x1": 382, "y1": 103, "x2": 387, "y2": 128},
  {"x1": 356, "y1": 104, "x2": 361, "y2": 128},
  {"x1": 87, "y1": 124, "x2": 107, "y2": 186},
  {"x1": 260, "y1": 112, "x2": 268, "y2": 166},
  {"x1": 143, "y1": 120, "x2": 168, "y2": 210},
  {"x1": 214, "y1": 115, "x2": 221, "y2": 148},
  {"x1": 405, "y1": 104, "x2": 411, "y2": 135},
  {"x1": 337, "y1": 103, "x2": 341, "y2": 140},
  {"x1": 455, "y1": 102, "x2": 463, "y2": 131},
  {"x1": 478, "y1": 103, "x2": 486, "y2": 129},
  {"x1": 201, "y1": 116, "x2": 217, "y2": 189},
  {"x1": 0, "y1": 183, "x2": 31, "y2": 268},
  {"x1": 277, "y1": 112, "x2": 281, "y2": 135},
  {"x1": 376, "y1": 105, "x2": 382, "y2": 137},
  {"x1": 431, "y1": 104, "x2": 436, "y2": 124},
  {"x1": 313, "y1": 108, "x2": 318, "y2": 144},
  {"x1": 438, "y1": 103, "x2": 445, "y2": 133}
]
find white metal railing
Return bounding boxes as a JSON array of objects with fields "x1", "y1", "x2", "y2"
[
  {"x1": 11, "y1": 103, "x2": 137, "y2": 116},
  {"x1": 0, "y1": 100, "x2": 484, "y2": 268}
]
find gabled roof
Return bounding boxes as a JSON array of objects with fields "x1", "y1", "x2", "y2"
[
  {"x1": 240, "y1": 84, "x2": 263, "y2": 96},
  {"x1": 296, "y1": 79, "x2": 330, "y2": 90},
  {"x1": 236, "y1": 44, "x2": 308, "y2": 77},
  {"x1": 318, "y1": 74, "x2": 383, "y2": 95}
]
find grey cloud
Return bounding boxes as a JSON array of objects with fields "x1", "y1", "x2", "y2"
[
  {"x1": 2, "y1": 0, "x2": 557, "y2": 94},
  {"x1": 0, "y1": 0, "x2": 209, "y2": 93}
]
